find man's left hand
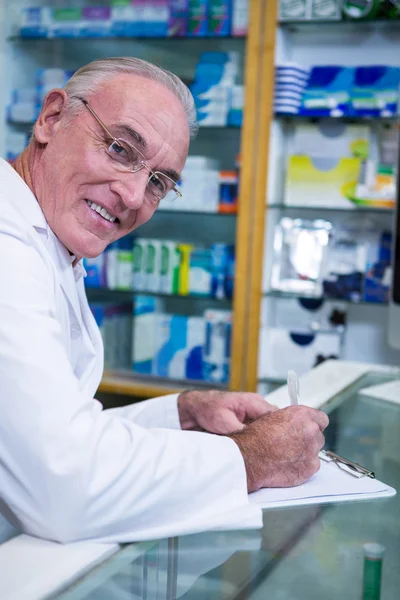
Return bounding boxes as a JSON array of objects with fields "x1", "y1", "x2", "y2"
[{"x1": 177, "y1": 390, "x2": 278, "y2": 434}]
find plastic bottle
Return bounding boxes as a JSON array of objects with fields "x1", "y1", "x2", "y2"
[{"x1": 362, "y1": 543, "x2": 385, "y2": 600}]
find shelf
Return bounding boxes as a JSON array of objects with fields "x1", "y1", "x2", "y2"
[
  {"x1": 278, "y1": 18, "x2": 400, "y2": 29},
  {"x1": 264, "y1": 290, "x2": 389, "y2": 306},
  {"x1": 258, "y1": 376, "x2": 286, "y2": 386},
  {"x1": 8, "y1": 34, "x2": 246, "y2": 42},
  {"x1": 275, "y1": 113, "x2": 399, "y2": 123},
  {"x1": 266, "y1": 204, "x2": 394, "y2": 214},
  {"x1": 98, "y1": 370, "x2": 226, "y2": 398},
  {"x1": 85, "y1": 287, "x2": 232, "y2": 306},
  {"x1": 153, "y1": 209, "x2": 237, "y2": 217}
]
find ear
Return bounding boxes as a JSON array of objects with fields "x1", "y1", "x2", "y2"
[{"x1": 33, "y1": 89, "x2": 69, "y2": 144}]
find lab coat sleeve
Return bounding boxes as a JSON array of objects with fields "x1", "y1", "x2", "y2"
[
  {"x1": 105, "y1": 393, "x2": 181, "y2": 430},
  {"x1": 0, "y1": 232, "x2": 252, "y2": 544}
]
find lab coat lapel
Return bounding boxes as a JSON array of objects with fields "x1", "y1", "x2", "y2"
[{"x1": 49, "y1": 232, "x2": 82, "y2": 327}]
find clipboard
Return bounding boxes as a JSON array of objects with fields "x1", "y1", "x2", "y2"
[{"x1": 248, "y1": 450, "x2": 396, "y2": 510}]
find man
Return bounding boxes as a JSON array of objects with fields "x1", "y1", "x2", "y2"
[{"x1": 0, "y1": 57, "x2": 328, "y2": 544}]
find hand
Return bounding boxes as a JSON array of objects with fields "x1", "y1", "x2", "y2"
[
  {"x1": 228, "y1": 406, "x2": 329, "y2": 492},
  {"x1": 177, "y1": 390, "x2": 278, "y2": 434}
]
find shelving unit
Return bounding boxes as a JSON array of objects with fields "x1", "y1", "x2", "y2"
[
  {"x1": 241, "y1": 12, "x2": 400, "y2": 393},
  {"x1": 0, "y1": 1, "x2": 275, "y2": 399}
]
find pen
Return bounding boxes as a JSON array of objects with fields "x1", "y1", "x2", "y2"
[{"x1": 287, "y1": 370, "x2": 300, "y2": 406}]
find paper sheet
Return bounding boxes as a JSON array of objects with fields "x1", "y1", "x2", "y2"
[
  {"x1": 359, "y1": 380, "x2": 400, "y2": 406},
  {"x1": 249, "y1": 459, "x2": 396, "y2": 509}
]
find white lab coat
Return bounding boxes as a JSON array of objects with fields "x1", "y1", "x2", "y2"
[{"x1": 0, "y1": 158, "x2": 255, "y2": 544}]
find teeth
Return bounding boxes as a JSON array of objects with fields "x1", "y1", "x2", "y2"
[{"x1": 86, "y1": 200, "x2": 116, "y2": 223}]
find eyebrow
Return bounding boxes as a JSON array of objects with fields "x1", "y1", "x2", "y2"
[
  {"x1": 113, "y1": 124, "x2": 181, "y2": 183},
  {"x1": 160, "y1": 168, "x2": 181, "y2": 184},
  {"x1": 113, "y1": 124, "x2": 148, "y2": 152}
]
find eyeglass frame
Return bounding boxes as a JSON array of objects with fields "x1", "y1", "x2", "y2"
[{"x1": 76, "y1": 97, "x2": 183, "y2": 204}]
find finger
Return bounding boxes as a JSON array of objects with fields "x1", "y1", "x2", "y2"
[{"x1": 307, "y1": 407, "x2": 329, "y2": 432}]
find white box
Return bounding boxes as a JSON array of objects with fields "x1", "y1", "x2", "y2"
[{"x1": 258, "y1": 327, "x2": 342, "y2": 379}]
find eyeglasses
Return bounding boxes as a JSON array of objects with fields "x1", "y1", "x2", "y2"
[{"x1": 78, "y1": 98, "x2": 182, "y2": 206}]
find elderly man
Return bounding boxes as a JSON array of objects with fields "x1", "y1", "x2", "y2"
[{"x1": 0, "y1": 57, "x2": 328, "y2": 543}]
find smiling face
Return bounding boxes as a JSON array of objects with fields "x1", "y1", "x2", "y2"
[{"x1": 32, "y1": 74, "x2": 190, "y2": 258}]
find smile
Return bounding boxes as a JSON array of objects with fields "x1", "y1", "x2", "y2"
[{"x1": 85, "y1": 200, "x2": 117, "y2": 223}]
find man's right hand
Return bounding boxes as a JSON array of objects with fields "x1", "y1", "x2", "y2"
[{"x1": 228, "y1": 406, "x2": 329, "y2": 493}]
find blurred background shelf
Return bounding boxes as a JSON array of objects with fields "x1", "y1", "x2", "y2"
[
  {"x1": 86, "y1": 286, "x2": 232, "y2": 306},
  {"x1": 275, "y1": 113, "x2": 399, "y2": 122},
  {"x1": 266, "y1": 204, "x2": 394, "y2": 213},
  {"x1": 264, "y1": 290, "x2": 389, "y2": 306}
]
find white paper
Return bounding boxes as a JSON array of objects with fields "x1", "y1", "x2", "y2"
[
  {"x1": 359, "y1": 380, "x2": 400, "y2": 406},
  {"x1": 249, "y1": 459, "x2": 396, "y2": 509}
]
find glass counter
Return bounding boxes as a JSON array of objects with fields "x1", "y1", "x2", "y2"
[{"x1": 56, "y1": 369, "x2": 400, "y2": 600}]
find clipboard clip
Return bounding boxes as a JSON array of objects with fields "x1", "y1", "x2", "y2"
[{"x1": 319, "y1": 450, "x2": 375, "y2": 479}]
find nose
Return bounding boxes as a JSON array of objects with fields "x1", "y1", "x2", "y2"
[{"x1": 110, "y1": 169, "x2": 149, "y2": 210}]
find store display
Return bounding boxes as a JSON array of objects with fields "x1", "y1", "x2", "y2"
[
  {"x1": 232, "y1": 0, "x2": 248, "y2": 35},
  {"x1": 189, "y1": 248, "x2": 212, "y2": 296},
  {"x1": 279, "y1": 0, "x2": 400, "y2": 20},
  {"x1": 153, "y1": 314, "x2": 205, "y2": 379},
  {"x1": 131, "y1": 298, "x2": 232, "y2": 382},
  {"x1": 363, "y1": 230, "x2": 392, "y2": 303},
  {"x1": 131, "y1": 295, "x2": 163, "y2": 375},
  {"x1": 203, "y1": 309, "x2": 232, "y2": 383},
  {"x1": 285, "y1": 155, "x2": 362, "y2": 208},
  {"x1": 19, "y1": 1, "x2": 246, "y2": 39},
  {"x1": 274, "y1": 63, "x2": 310, "y2": 115},
  {"x1": 351, "y1": 66, "x2": 400, "y2": 117},
  {"x1": 323, "y1": 234, "x2": 367, "y2": 301},
  {"x1": 218, "y1": 170, "x2": 239, "y2": 213},
  {"x1": 190, "y1": 52, "x2": 243, "y2": 126},
  {"x1": 91, "y1": 302, "x2": 133, "y2": 370},
  {"x1": 85, "y1": 238, "x2": 235, "y2": 299},
  {"x1": 265, "y1": 297, "x2": 348, "y2": 332},
  {"x1": 275, "y1": 63, "x2": 400, "y2": 117},
  {"x1": 271, "y1": 218, "x2": 332, "y2": 296}
]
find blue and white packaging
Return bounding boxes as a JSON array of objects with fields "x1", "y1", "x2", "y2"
[
  {"x1": 153, "y1": 314, "x2": 205, "y2": 380},
  {"x1": 111, "y1": 2, "x2": 140, "y2": 37},
  {"x1": 300, "y1": 66, "x2": 354, "y2": 117},
  {"x1": 168, "y1": 0, "x2": 189, "y2": 36},
  {"x1": 144, "y1": 0, "x2": 169, "y2": 37},
  {"x1": 351, "y1": 66, "x2": 400, "y2": 118},
  {"x1": 83, "y1": 254, "x2": 107, "y2": 288},
  {"x1": 81, "y1": 6, "x2": 112, "y2": 37},
  {"x1": 51, "y1": 7, "x2": 82, "y2": 38},
  {"x1": 132, "y1": 295, "x2": 163, "y2": 375},
  {"x1": 153, "y1": 314, "x2": 188, "y2": 378},
  {"x1": 189, "y1": 248, "x2": 212, "y2": 296},
  {"x1": 20, "y1": 7, "x2": 52, "y2": 38},
  {"x1": 185, "y1": 316, "x2": 205, "y2": 380},
  {"x1": 203, "y1": 309, "x2": 232, "y2": 384},
  {"x1": 210, "y1": 243, "x2": 229, "y2": 299}
]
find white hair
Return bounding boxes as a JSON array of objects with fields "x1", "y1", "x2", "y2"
[{"x1": 62, "y1": 56, "x2": 198, "y2": 137}]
